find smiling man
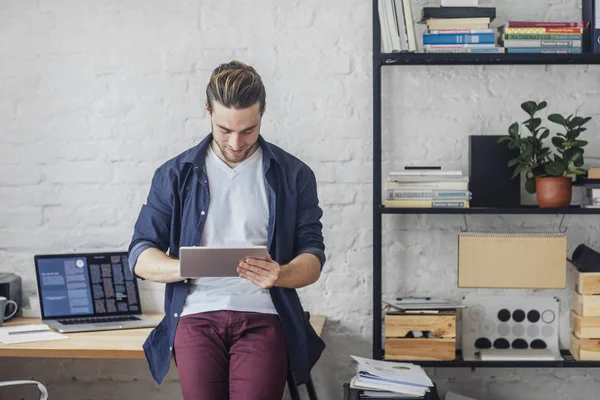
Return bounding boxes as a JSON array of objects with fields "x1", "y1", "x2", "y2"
[{"x1": 128, "y1": 60, "x2": 326, "y2": 400}]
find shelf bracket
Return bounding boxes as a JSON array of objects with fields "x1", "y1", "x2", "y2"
[
  {"x1": 558, "y1": 214, "x2": 568, "y2": 233},
  {"x1": 460, "y1": 214, "x2": 469, "y2": 232}
]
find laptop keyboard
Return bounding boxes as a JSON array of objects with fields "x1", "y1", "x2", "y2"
[{"x1": 57, "y1": 316, "x2": 141, "y2": 325}]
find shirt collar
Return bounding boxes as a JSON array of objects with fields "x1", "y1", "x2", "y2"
[{"x1": 183, "y1": 133, "x2": 277, "y2": 172}]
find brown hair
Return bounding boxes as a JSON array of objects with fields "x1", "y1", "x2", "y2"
[{"x1": 206, "y1": 60, "x2": 266, "y2": 115}]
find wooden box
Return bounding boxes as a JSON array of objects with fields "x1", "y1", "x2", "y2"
[
  {"x1": 570, "y1": 332, "x2": 600, "y2": 360},
  {"x1": 571, "y1": 265, "x2": 600, "y2": 295},
  {"x1": 570, "y1": 310, "x2": 600, "y2": 338},
  {"x1": 384, "y1": 313, "x2": 456, "y2": 361},
  {"x1": 384, "y1": 338, "x2": 456, "y2": 360},
  {"x1": 572, "y1": 292, "x2": 600, "y2": 317}
]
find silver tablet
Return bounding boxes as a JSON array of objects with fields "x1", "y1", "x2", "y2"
[{"x1": 179, "y1": 246, "x2": 268, "y2": 278}]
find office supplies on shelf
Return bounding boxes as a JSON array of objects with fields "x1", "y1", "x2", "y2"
[
  {"x1": 0, "y1": 324, "x2": 67, "y2": 344},
  {"x1": 571, "y1": 244, "x2": 600, "y2": 273},
  {"x1": 384, "y1": 309, "x2": 456, "y2": 361},
  {"x1": 582, "y1": 0, "x2": 599, "y2": 53},
  {"x1": 461, "y1": 295, "x2": 561, "y2": 361},
  {"x1": 468, "y1": 135, "x2": 520, "y2": 207},
  {"x1": 457, "y1": 231, "x2": 567, "y2": 289},
  {"x1": 349, "y1": 355, "x2": 433, "y2": 397}
]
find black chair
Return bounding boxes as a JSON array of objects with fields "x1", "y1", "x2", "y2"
[{"x1": 287, "y1": 369, "x2": 319, "y2": 400}]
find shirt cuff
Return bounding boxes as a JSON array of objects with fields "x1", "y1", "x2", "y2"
[
  {"x1": 297, "y1": 247, "x2": 326, "y2": 270},
  {"x1": 128, "y1": 240, "x2": 157, "y2": 279}
]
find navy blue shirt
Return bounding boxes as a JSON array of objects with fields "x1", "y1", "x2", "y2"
[{"x1": 128, "y1": 133, "x2": 326, "y2": 385}]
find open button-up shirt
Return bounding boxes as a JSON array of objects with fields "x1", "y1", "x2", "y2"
[{"x1": 128, "y1": 133, "x2": 326, "y2": 385}]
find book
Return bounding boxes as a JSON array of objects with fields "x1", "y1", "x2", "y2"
[
  {"x1": 423, "y1": 32, "x2": 495, "y2": 44},
  {"x1": 500, "y1": 26, "x2": 584, "y2": 34},
  {"x1": 386, "y1": 190, "x2": 470, "y2": 200},
  {"x1": 502, "y1": 39, "x2": 582, "y2": 47},
  {"x1": 503, "y1": 33, "x2": 582, "y2": 40},
  {"x1": 506, "y1": 21, "x2": 585, "y2": 28},
  {"x1": 425, "y1": 47, "x2": 504, "y2": 53},
  {"x1": 506, "y1": 47, "x2": 582, "y2": 53},
  {"x1": 385, "y1": 199, "x2": 469, "y2": 208},
  {"x1": 349, "y1": 355, "x2": 433, "y2": 397},
  {"x1": 389, "y1": 169, "x2": 462, "y2": 176},
  {"x1": 421, "y1": 7, "x2": 496, "y2": 20}
]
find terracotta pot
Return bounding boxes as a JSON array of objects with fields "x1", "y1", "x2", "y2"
[{"x1": 535, "y1": 176, "x2": 572, "y2": 208}]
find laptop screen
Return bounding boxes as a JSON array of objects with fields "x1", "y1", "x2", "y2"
[{"x1": 34, "y1": 252, "x2": 142, "y2": 319}]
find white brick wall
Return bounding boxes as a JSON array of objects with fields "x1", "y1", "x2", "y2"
[{"x1": 1, "y1": 0, "x2": 600, "y2": 399}]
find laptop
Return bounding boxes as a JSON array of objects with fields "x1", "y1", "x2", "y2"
[{"x1": 34, "y1": 251, "x2": 159, "y2": 333}]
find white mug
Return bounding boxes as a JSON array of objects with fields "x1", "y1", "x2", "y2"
[{"x1": 0, "y1": 296, "x2": 18, "y2": 327}]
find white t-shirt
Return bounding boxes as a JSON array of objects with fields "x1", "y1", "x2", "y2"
[{"x1": 180, "y1": 145, "x2": 278, "y2": 316}]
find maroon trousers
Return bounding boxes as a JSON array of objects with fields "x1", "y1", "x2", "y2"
[{"x1": 173, "y1": 310, "x2": 288, "y2": 400}]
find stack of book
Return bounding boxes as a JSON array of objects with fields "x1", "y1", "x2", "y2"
[
  {"x1": 377, "y1": 0, "x2": 417, "y2": 53},
  {"x1": 349, "y1": 355, "x2": 434, "y2": 398},
  {"x1": 420, "y1": 6, "x2": 502, "y2": 53},
  {"x1": 498, "y1": 21, "x2": 584, "y2": 54},
  {"x1": 385, "y1": 167, "x2": 470, "y2": 208},
  {"x1": 581, "y1": 168, "x2": 600, "y2": 208}
]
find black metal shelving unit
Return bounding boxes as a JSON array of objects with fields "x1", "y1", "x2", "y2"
[{"x1": 371, "y1": 0, "x2": 600, "y2": 366}]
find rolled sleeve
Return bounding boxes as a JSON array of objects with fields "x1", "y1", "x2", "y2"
[
  {"x1": 128, "y1": 166, "x2": 174, "y2": 277},
  {"x1": 294, "y1": 166, "x2": 326, "y2": 270}
]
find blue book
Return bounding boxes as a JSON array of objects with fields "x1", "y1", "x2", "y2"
[
  {"x1": 423, "y1": 33, "x2": 495, "y2": 45},
  {"x1": 506, "y1": 47, "x2": 582, "y2": 54}
]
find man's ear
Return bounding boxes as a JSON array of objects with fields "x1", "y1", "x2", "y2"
[{"x1": 205, "y1": 101, "x2": 211, "y2": 115}]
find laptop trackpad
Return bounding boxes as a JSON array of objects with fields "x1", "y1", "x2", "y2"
[{"x1": 93, "y1": 325, "x2": 123, "y2": 328}]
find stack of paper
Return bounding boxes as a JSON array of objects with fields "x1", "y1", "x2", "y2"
[
  {"x1": 350, "y1": 356, "x2": 433, "y2": 398},
  {"x1": 0, "y1": 324, "x2": 68, "y2": 344}
]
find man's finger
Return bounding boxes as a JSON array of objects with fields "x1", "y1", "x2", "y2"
[{"x1": 244, "y1": 258, "x2": 272, "y2": 270}]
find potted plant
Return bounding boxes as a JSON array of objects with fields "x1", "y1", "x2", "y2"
[{"x1": 498, "y1": 100, "x2": 591, "y2": 208}]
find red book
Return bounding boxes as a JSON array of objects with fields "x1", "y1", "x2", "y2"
[{"x1": 507, "y1": 21, "x2": 584, "y2": 28}]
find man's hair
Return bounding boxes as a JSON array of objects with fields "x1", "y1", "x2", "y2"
[{"x1": 206, "y1": 60, "x2": 266, "y2": 115}]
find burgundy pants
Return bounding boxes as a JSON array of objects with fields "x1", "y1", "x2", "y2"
[{"x1": 173, "y1": 310, "x2": 288, "y2": 400}]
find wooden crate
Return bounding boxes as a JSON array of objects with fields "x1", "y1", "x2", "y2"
[
  {"x1": 383, "y1": 313, "x2": 456, "y2": 361},
  {"x1": 384, "y1": 338, "x2": 456, "y2": 361},
  {"x1": 571, "y1": 264, "x2": 600, "y2": 295},
  {"x1": 384, "y1": 313, "x2": 456, "y2": 338},
  {"x1": 570, "y1": 310, "x2": 600, "y2": 338},
  {"x1": 572, "y1": 292, "x2": 600, "y2": 317},
  {"x1": 570, "y1": 332, "x2": 600, "y2": 360}
]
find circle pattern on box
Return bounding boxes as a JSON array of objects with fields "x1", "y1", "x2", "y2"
[
  {"x1": 512, "y1": 309, "x2": 526, "y2": 322},
  {"x1": 469, "y1": 305, "x2": 486, "y2": 321},
  {"x1": 542, "y1": 310, "x2": 556, "y2": 324},
  {"x1": 512, "y1": 324, "x2": 525, "y2": 337},
  {"x1": 498, "y1": 309, "x2": 511, "y2": 322},
  {"x1": 497, "y1": 323, "x2": 510, "y2": 337},
  {"x1": 461, "y1": 296, "x2": 560, "y2": 361},
  {"x1": 527, "y1": 310, "x2": 541, "y2": 323}
]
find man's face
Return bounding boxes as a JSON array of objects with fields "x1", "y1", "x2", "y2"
[{"x1": 209, "y1": 101, "x2": 262, "y2": 166}]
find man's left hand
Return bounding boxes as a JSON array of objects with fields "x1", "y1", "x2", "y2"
[{"x1": 238, "y1": 253, "x2": 281, "y2": 289}]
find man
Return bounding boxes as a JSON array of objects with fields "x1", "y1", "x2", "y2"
[{"x1": 128, "y1": 60, "x2": 326, "y2": 400}]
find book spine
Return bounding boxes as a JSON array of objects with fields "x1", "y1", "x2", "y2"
[
  {"x1": 423, "y1": 43, "x2": 497, "y2": 48},
  {"x1": 428, "y1": 28, "x2": 492, "y2": 34},
  {"x1": 504, "y1": 27, "x2": 584, "y2": 34},
  {"x1": 506, "y1": 47, "x2": 582, "y2": 53},
  {"x1": 387, "y1": 190, "x2": 471, "y2": 199},
  {"x1": 507, "y1": 21, "x2": 584, "y2": 28},
  {"x1": 503, "y1": 39, "x2": 582, "y2": 48},
  {"x1": 503, "y1": 33, "x2": 582, "y2": 40},
  {"x1": 423, "y1": 32, "x2": 495, "y2": 44},
  {"x1": 385, "y1": 199, "x2": 470, "y2": 208},
  {"x1": 595, "y1": 0, "x2": 600, "y2": 53},
  {"x1": 424, "y1": 47, "x2": 504, "y2": 53}
]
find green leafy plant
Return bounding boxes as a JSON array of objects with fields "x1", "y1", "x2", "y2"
[{"x1": 498, "y1": 100, "x2": 591, "y2": 193}]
